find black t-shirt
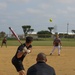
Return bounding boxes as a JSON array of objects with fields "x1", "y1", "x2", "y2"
[
  {"x1": 2, "y1": 38, "x2": 7, "y2": 43},
  {"x1": 27, "y1": 61, "x2": 56, "y2": 75},
  {"x1": 13, "y1": 43, "x2": 32, "y2": 62}
]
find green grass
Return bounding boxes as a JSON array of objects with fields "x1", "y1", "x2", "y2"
[
  {"x1": 32, "y1": 41, "x2": 53, "y2": 46},
  {"x1": 0, "y1": 38, "x2": 75, "y2": 46},
  {"x1": 33, "y1": 40, "x2": 75, "y2": 46}
]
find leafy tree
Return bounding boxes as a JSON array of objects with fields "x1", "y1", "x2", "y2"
[
  {"x1": 71, "y1": 30, "x2": 75, "y2": 38},
  {"x1": 0, "y1": 31, "x2": 6, "y2": 38},
  {"x1": 37, "y1": 30, "x2": 51, "y2": 38},
  {"x1": 29, "y1": 29, "x2": 34, "y2": 34},
  {"x1": 22, "y1": 25, "x2": 31, "y2": 37},
  {"x1": 71, "y1": 30, "x2": 75, "y2": 33},
  {"x1": 48, "y1": 27, "x2": 54, "y2": 34},
  {"x1": 37, "y1": 30, "x2": 50, "y2": 34},
  {"x1": 22, "y1": 25, "x2": 34, "y2": 37}
]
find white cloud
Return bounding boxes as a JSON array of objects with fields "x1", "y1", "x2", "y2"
[
  {"x1": 26, "y1": 8, "x2": 43, "y2": 14},
  {"x1": 57, "y1": 7, "x2": 75, "y2": 15},
  {"x1": 20, "y1": 0, "x2": 30, "y2": 2},
  {"x1": 16, "y1": 11, "x2": 26, "y2": 15},
  {"x1": 0, "y1": 2, "x2": 7, "y2": 10},
  {"x1": 67, "y1": 7, "x2": 75, "y2": 13},
  {"x1": 57, "y1": 0, "x2": 75, "y2": 4},
  {"x1": 43, "y1": 14, "x2": 56, "y2": 18},
  {"x1": 7, "y1": 0, "x2": 31, "y2": 3},
  {"x1": 38, "y1": 3, "x2": 50, "y2": 10},
  {"x1": 57, "y1": 9, "x2": 68, "y2": 14},
  {"x1": 0, "y1": 19, "x2": 7, "y2": 23}
]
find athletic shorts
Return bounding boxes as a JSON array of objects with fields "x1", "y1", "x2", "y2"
[
  {"x1": 12, "y1": 57, "x2": 25, "y2": 72},
  {"x1": 2, "y1": 42, "x2": 6, "y2": 44}
]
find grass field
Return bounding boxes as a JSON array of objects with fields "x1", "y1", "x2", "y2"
[
  {"x1": 0, "y1": 46, "x2": 75, "y2": 75},
  {"x1": 0, "y1": 38, "x2": 75, "y2": 46}
]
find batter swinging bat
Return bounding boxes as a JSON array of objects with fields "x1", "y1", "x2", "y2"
[{"x1": 9, "y1": 27, "x2": 22, "y2": 44}]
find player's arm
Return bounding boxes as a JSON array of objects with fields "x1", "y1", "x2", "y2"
[
  {"x1": 27, "y1": 45, "x2": 32, "y2": 53},
  {"x1": 17, "y1": 47, "x2": 32, "y2": 58},
  {"x1": 28, "y1": 47, "x2": 32, "y2": 53},
  {"x1": 60, "y1": 41, "x2": 62, "y2": 46},
  {"x1": 17, "y1": 47, "x2": 27, "y2": 58},
  {"x1": 53, "y1": 40, "x2": 55, "y2": 46},
  {"x1": 17, "y1": 50, "x2": 26, "y2": 58}
]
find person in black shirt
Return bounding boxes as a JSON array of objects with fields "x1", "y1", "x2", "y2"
[
  {"x1": 27, "y1": 52, "x2": 56, "y2": 75},
  {"x1": 12, "y1": 36, "x2": 33, "y2": 75},
  {"x1": 1, "y1": 37, "x2": 7, "y2": 47}
]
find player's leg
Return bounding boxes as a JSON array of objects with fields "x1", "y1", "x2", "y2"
[
  {"x1": 5, "y1": 42, "x2": 7, "y2": 47},
  {"x1": 12, "y1": 58, "x2": 25, "y2": 75},
  {"x1": 58, "y1": 46, "x2": 60, "y2": 56},
  {"x1": 1, "y1": 42, "x2": 3, "y2": 47},
  {"x1": 19, "y1": 70, "x2": 26, "y2": 75},
  {"x1": 50, "y1": 46, "x2": 56, "y2": 55}
]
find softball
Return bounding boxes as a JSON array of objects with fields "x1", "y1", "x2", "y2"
[{"x1": 49, "y1": 18, "x2": 52, "y2": 22}]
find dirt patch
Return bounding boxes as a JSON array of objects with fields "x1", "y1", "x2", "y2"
[{"x1": 0, "y1": 46, "x2": 75, "y2": 75}]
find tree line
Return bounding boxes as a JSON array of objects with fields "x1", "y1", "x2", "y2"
[{"x1": 0, "y1": 25, "x2": 75, "y2": 38}]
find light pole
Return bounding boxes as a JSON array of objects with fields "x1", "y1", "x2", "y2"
[{"x1": 67, "y1": 23, "x2": 69, "y2": 34}]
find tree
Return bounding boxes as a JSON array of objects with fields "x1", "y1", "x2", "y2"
[
  {"x1": 71, "y1": 30, "x2": 75, "y2": 38},
  {"x1": 22, "y1": 25, "x2": 31, "y2": 37},
  {"x1": 29, "y1": 29, "x2": 34, "y2": 34},
  {"x1": 48, "y1": 27, "x2": 54, "y2": 34},
  {"x1": 0, "y1": 31, "x2": 6, "y2": 38},
  {"x1": 71, "y1": 30, "x2": 75, "y2": 33},
  {"x1": 22, "y1": 25, "x2": 34, "y2": 38},
  {"x1": 37, "y1": 30, "x2": 51, "y2": 38}
]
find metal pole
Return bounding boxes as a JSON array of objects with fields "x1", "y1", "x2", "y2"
[{"x1": 67, "y1": 23, "x2": 69, "y2": 34}]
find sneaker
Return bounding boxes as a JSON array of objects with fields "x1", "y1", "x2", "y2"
[{"x1": 50, "y1": 53, "x2": 52, "y2": 55}]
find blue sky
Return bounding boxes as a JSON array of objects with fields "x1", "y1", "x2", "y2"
[{"x1": 0, "y1": 0, "x2": 75, "y2": 34}]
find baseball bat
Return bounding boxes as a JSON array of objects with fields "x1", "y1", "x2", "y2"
[{"x1": 9, "y1": 27, "x2": 22, "y2": 44}]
